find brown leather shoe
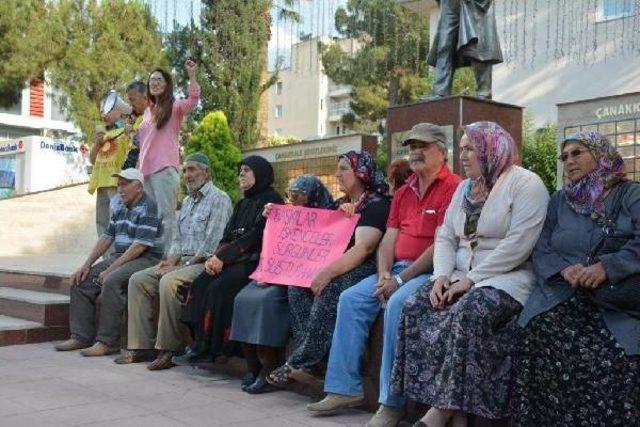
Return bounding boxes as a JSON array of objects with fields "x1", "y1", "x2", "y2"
[
  {"x1": 114, "y1": 349, "x2": 156, "y2": 364},
  {"x1": 54, "y1": 338, "x2": 91, "y2": 352},
  {"x1": 147, "y1": 351, "x2": 175, "y2": 371},
  {"x1": 80, "y1": 342, "x2": 119, "y2": 357}
]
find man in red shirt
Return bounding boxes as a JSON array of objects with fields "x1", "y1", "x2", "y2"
[{"x1": 307, "y1": 123, "x2": 461, "y2": 425}]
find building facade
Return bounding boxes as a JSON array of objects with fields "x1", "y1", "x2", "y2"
[
  {"x1": 0, "y1": 79, "x2": 78, "y2": 142},
  {"x1": 267, "y1": 37, "x2": 360, "y2": 140}
]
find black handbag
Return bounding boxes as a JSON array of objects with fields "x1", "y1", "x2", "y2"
[{"x1": 587, "y1": 181, "x2": 640, "y2": 318}]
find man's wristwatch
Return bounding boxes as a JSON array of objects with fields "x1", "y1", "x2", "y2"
[
  {"x1": 184, "y1": 260, "x2": 192, "y2": 266},
  {"x1": 393, "y1": 274, "x2": 404, "y2": 286}
]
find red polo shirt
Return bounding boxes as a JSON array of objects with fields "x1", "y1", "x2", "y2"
[{"x1": 387, "y1": 165, "x2": 461, "y2": 262}]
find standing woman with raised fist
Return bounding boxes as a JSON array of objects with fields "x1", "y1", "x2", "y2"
[{"x1": 138, "y1": 60, "x2": 200, "y2": 250}]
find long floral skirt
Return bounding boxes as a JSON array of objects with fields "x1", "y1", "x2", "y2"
[
  {"x1": 287, "y1": 258, "x2": 376, "y2": 371},
  {"x1": 390, "y1": 285, "x2": 522, "y2": 419},
  {"x1": 513, "y1": 293, "x2": 640, "y2": 427}
]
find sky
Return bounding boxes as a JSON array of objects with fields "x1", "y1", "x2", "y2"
[{"x1": 143, "y1": 0, "x2": 347, "y2": 71}]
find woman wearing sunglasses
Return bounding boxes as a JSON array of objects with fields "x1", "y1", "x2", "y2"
[{"x1": 514, "y1": 131, "x2": 640, "y2": 426}]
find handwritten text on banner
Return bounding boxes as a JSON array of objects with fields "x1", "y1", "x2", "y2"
[{"x1": 250, "y1": 205, "x2": 359, "y2": 288}]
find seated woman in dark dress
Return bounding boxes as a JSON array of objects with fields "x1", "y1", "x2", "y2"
[
  {"x1": 514, "y1": 131, "x2": 640, "y2": 427},
  {"x1": 175, "y1": 155, "x2": 284, "y2": 364},
  {"x1": 230, "y1": 174, "x2": 334, "y2": 394},
  {"x1": 267, "y1": 150, "x2": 391, "y2": 387}
]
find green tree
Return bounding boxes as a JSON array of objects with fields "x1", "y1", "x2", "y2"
[
  {"x1": 522, "y1": 114, "x2": 558, "y2": 193},
  {"x1": 321, "y1": 0, "x2": 476, "y2": 135},
  {"x1": 165, "y1": 1, "x2": 299, "y2": 149},
  {"x1": 0, "y1": 0, "x2": 49, "y2": 107},
  {"x1": 186, "y1": 111, "x2": 243, "y2": 202},
  {"x1": 44, "y1": 0, "x2": 167, "y2": 140}
]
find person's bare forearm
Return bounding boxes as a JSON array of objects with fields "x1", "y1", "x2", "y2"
[
  {"x1": 83, "y1": 238, "x2": 112, "y2": 268},
  {"x1": 89, "y1": 143, "x2": 100, "y2": 165},
  {"x1": 399, "y1": 245, "x2": 434, "y2": 282},
  {"x1": 377, "y1": 236, "x2": 396, "y2": 276}
]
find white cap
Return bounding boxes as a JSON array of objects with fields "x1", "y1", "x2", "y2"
[{"x1": 111, "y1": 168, "x2": 144, "y2": 184}]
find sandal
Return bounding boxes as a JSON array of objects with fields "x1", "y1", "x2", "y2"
[
  {"x1": 266, "y1": 364, "x2": 294, "y2": 387},
  {"x1": 289, "y1": 367, "x2": 324, "y2": 388},
  {"x1": 147, "y1": 352, "x2": 175, "y2": 371}
]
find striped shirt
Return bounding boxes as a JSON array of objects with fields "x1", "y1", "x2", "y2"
[
  {"x1": 168, "y1": 181, "x2": 232, "y2": 259},
  {"x1": 103, "y1": 193, "x2": 163, "y2": 255}
]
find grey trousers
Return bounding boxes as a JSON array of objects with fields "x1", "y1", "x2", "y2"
[
  {"x1": 145, "y1": 167, "x2": 180, "y2": 253},
  {"x1": 96, "y1": 187, "x2": 116, "y2": 258},
  {"x1": 127, "y1": 262, "x2": 204, "y2": 352},
  {"x1": 69, "y1": 253, "x2": 159, "y2": 346}
]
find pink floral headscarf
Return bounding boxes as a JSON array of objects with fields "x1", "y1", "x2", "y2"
[{"x1": 461, "y1": 121, "x2": 519, "y2": 232}]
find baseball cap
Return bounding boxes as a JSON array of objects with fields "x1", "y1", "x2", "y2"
[
  {"x1": 401, "y1": 123, "x2": 448, "y2": 149},
  {"x1": 112, "y1": 168, "x2": 144, "y2": 184}
]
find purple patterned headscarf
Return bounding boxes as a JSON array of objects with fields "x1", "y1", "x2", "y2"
[
  {"x1": 562, "y1": 131, "x2": 626, "y2": 216},
  {"x1": 461, "y1": 121, "x2": 519, "y2": 221}
]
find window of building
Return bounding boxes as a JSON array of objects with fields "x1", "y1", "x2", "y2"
[
  {"x1": 276, "y1": 81, "x2": 283, "y2": 95},
  {"x1": 320, "y1": 99, "x2": 323, "y2": 110},
  {"x1": 564, "y1": 119, "x2": 639, "y2": 180},
  {"x1": 49, "y1": 92, "x2": 69, "y2": 122},
  {"x1": 336, "y1": 126, "x2": 340, "y2": 135},
  {"x1": 0, "y1": 93, "x2": 22, "y2": 115},
  {"x1": 598, "y1": 0, "x2": 635, "y2": 21},
  {"x1": 275, "y1": 105, "x2": 283, "y2": 118},
  {"x1": 275, "y1": 128, "x2": 283, "y2": 136}
]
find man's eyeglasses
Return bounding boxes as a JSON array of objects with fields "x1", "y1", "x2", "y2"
[{"x1": 558, "y1": 148, "x2": 587, "y2": 162}]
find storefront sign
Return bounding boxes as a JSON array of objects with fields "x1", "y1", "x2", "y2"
[
  {"x1": 39, "y1": 140, "x2": 79, "y2": 153},
  {"x1": 0, "y1": 139, "x2": 24, "y2": 155},
  {"x1": 595, "y1": 102, "x2": 640, "y2": 120},
  {"x1": 250, "y1": 205, "x2": 360, "y2": 288}
]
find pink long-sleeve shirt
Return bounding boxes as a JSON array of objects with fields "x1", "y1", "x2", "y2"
[{"x1": 138, "y1": 82, "x2": 200, "y2": 176}]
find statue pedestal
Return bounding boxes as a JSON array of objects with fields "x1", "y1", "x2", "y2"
[{"x1": 386, "y1": 96, "x2": 523, "y2": 175}]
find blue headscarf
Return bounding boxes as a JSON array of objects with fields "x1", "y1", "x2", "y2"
[{"x1": 289, "y1": 174, "x2": 334, "y2": 209}]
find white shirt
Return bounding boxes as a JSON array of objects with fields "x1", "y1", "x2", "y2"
[{"x1": 432, "y1": 166, "x2": 550, "y2": 305}]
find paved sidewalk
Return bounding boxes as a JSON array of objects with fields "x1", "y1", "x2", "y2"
[{"x1": 0, "y1": 343, "x2": 371, "y2": 426}]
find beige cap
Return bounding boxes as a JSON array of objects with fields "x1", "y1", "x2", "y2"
[
  {"x1": 401, "y1": 123, "x2": 448, "y2": 149},
  {"x1": 111, "y1": 168, "x2": 144, "y2": 184}
]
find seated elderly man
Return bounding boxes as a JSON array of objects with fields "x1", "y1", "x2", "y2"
[
  {"x1": 55, "y1": 168, "x2": 163, "y2": 356},
  {"x1": 308, "y1": 123, "x2": 461, "y2": 427},
  {"x1": 116, "y1": 153, "x2": 232, "y2": 370}
]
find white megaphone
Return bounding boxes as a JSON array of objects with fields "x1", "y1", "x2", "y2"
[{"x1": 100, "y1": 90, "x2": 133, "y2": 116}]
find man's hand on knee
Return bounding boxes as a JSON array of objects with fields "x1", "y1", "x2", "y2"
[{"x1": 72, "y1": 265, "x2": 91, "y2": 287}]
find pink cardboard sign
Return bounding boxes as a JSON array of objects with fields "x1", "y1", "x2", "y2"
[{"x1": 250, "y1": 205, "x2": 360, "y2": 288}]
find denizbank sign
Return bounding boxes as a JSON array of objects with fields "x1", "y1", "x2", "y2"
[{"x1": 595, "y1": 102, "x2": 640, "y2": 120}]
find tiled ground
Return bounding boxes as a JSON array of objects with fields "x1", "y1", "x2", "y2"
[{"x1": 0, "y1": 343, "x2": 371, "y2": 426}]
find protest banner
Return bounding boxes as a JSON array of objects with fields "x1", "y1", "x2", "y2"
[{"x1": 249, "y1": 204, "x2": 360, "y2": 287}]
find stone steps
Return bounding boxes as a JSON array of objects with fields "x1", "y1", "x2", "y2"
[
  {"x1": 0, "y1": 266, "x2": 72, "y2": 346},
  {"x1": 0, "y1": 287, "x2": 69, "y2": 326},
  {"x1": 0, "y1": 314, "x2": 69, "y2": 346}
]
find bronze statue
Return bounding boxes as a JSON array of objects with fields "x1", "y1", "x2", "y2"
[{"x1": 427, "y1": 0, "x2": 503, "y2": 100}]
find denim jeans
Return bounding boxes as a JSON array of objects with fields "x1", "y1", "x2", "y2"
[{"x1": 324, "y1": 261, "x2": 430, "y2": 407}]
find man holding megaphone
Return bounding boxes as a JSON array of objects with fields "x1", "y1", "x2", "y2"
[{"x1": 88, "y1": 90, "x2": 134, "y2": 242}]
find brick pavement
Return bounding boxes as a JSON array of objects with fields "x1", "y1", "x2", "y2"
[{"x1": 0, "y1": 342, "x2": 371, "y2": 426}]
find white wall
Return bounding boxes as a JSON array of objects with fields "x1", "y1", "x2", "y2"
[{"x1": 1, "y1": 136, "x2": 89, "y2": 195}]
